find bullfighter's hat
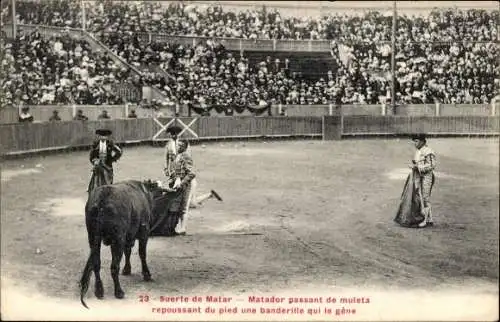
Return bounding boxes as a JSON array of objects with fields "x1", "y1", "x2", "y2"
[
  {"x1": 410, "y1": 133, "x2": 427, "y2": 141},
  {"x1": 176, "y1": 139, "x2": 190, "y2": 153},
  {"x1": 166, "y1": 125, "x2": 183, "y2": 136},
  {"x1": 96, "y1": 128, "x2": 112, "y2": 136},
  {"x1": 178, "y1": 139, "x2": 189, "y2": 148}
]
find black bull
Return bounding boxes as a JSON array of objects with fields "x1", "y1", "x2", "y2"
[{"x1": 79, "y1": 180, "x2": 181, "y2": 309}]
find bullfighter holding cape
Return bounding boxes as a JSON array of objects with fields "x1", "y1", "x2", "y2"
[
  {"x1": 151, "y1": 139, "x2": 195, "y2": 236},
  {"x1": 150, "y1": 125, "x2": 223, "y2": 237},
  {"x1": 394, "y1": 133, "x2": 436, "y2": 228}
]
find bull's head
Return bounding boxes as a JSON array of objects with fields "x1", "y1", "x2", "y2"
[{"x1": 142, "y1": 179, "x2": 176, "y2": 195}]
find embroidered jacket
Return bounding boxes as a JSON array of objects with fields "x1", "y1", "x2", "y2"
[
  {"x1": 413, "y1": 145, "x2": 436, "y2": 174},
  {"x1": 168, "y1": 151, "x2": 196, "y2": 189},
  {"x1": 89, "y1": 139, "x2": 122, "y2": 168}
]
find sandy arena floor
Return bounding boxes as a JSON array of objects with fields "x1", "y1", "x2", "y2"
[{"x1": 1, "y1": 138, "x2": 498, "y2": 321}]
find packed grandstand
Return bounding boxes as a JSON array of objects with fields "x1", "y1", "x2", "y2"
[{"x1": 1, "y1": 0, "x2": 498, "y2": 115}]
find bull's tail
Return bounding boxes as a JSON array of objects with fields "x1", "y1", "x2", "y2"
[
  {"x1": 80, "y1": 203, "x2": 104, "y2": 309},
  {"x1": 79, "y1": 254, "x2": 92, "y2": 309}
]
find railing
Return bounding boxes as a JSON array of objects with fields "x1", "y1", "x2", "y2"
[
  {"x1": 1, "y1": 103, "x2": 498, "y2": 124},
  {"x1": 2, "y1": 23, "x2": 334, "y2": 52},
  {"x1": 116, "y1": 32, "x2": 334, "y2": 52},
  {"x1": 134, "y1": 31, "x2": 338, "y2": 51},
  {"x1": 4, "y1": 23, "x2": 497, "y2": 53},
  {"x1": 1, "y1": 116, "x2": 498, "y2": 156}
]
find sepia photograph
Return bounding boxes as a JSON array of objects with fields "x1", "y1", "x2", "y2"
[{"x1": 0, "y1": 0, "x2": 498, "y2": 321}]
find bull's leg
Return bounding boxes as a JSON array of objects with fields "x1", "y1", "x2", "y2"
[
  {"x1": 92, "y1": 245, "x2": 104, "y2": 299},
  {"x1": 122, "y1": 246, "x2": 132, "y2": 276},
  {"x1": 110, "y1": 242, "x2": 125, "y2": 299},
  {"x1": 138, "y1": 233, "x2": 152, "y2": 281},
  {"x1": 87, "y1": 226, "x2": 104, "y2": 300}
]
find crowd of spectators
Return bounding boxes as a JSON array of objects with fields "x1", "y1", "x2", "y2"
[
  {"x1": 9, "y1": 0, "x2": 82, "y2": 28},
  {"x1": 1, "y1": 29, "x2": 132, "y2": 107},
  {"x1": 1, "y1": 0, "x2": 498, "y2": 108},
  {"x1": 7, "y1": 0, "x2": 500, "y2": 43},
  {"x1": 100, "y1": 30, "x2": 340, "y2": 107},
  {"x1": 95, "y1": 31, "x2": 499, "y2": 107},
  {"x1": 333, "y1": 40, "x2": 499, "y2": 105},
  {"x1": 6, "y1": 1, "x2": 498, "y2": 42}
]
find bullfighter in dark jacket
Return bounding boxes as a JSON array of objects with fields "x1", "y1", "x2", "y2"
[{"x1": 88, "y1": 129, "x2": 122, "y2": 190}]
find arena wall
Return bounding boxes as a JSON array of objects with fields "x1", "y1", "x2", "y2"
[
  {"x1": 2, "y1": 103, "x2": 497, "y2": 124},
  {"x1": 342, "y1": 116, "x2": 500, "y2": 136},
  {"x1": 1, "y1": 116, "x2": 498, "y2": 157}
]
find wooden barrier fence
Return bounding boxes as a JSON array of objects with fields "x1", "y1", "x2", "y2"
[
  {"x1": 152, "y1": 117, "x2": 324, "y2": 141},
  {"x1": 1, "y1": 116, "x2": 498, "y2": 157},
  {"x1": 0, "y1": 119, "x2": 155, "y2": 155},
  {"x1": 342, "y1": 116, "x2": 500, "y2": 136}
]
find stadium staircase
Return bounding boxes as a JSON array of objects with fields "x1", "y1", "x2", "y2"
[
  {"x1": 153, "y1": 65, "x2": 177, "y2": 82},
  {"x1": 83, "y1": 30, "x2": 174, "y2": 104}
]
